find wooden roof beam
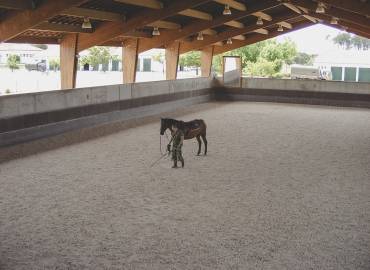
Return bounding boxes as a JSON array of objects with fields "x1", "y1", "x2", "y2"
[
  {"x1": 303, "y1": 14, "x2": 318, "y2": 23},
  {"x1": 136, "y1": 0, "x2": 280, "y2": 53},
  {"x1": 319, "y1": 0, "x2": 370, "y2": 17},
  {"x1": 178, "y1": 9, "x2": 213, "y2": 20},
  {"x1": 114, "y1": 0, "x2": 163, "y2": 9},
  {"x1": 279, "y1": 21, "x2": 293, "y2": 29},
  {"x1": 224, "y1": 20, "x2": 244, "y2": 28},
  {"x1": 31, "y1": 22, "x2": 94, "y2": 33},
  {"x1": 232, "y1": 35, "x2": 245, "y2": 40},
  {"x1": 288, "y1": 0, "x2": 370, "y2": 28},
  {"x1": 178, "y1": 12, "x2": 299, "y2": 54},
  {"x1": 0, "y1": 0, "x2": 87, "y2": 42},
  {"x1": 213, "y1": 0, "x2": 246, "y2": 11},
  {"x1": 254, "y1": 28, "x2": 269, "y2": 35},
  {"x1": 203, "y1": 29, "x2": 217, "y2": 35},
  {"x1": 252, "y1": 12, "x2": 272, "y2": 21},
  {"x1": 213, "y1": 20, "x2": 313, "y2": 55},
  {"x1": 61, "y1": 7, "x2": 124, "y2": 22},
  {"x1": 76, "y1": 0, "x2": 212, "y2": 52},
  {"x1": 307, "y1": 13, "x2": 370, "y2": 38},
  {"x1": 0, "y1": 0, "x2": 33, "y2": 10},
  {"x1": 147, "y1": 20, "x2": 181, "y2": 29},
  {"x1": 282, "y1": 2, "x2": 302, "y2": 14},
  {"x1": 7, "y1": 35, "x2": 60, "y2": 44}
]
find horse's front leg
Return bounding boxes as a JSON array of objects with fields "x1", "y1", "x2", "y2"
[{"x1": 196, "y1": 135, "x2": 202, "y2": 156}]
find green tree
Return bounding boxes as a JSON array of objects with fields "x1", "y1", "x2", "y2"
[
  {"x1": 49, "y1": 59, "x2": 60, "y2": 71},
  {"x1": 179, "y1": 51, "x2": 201, "y2": 75},
  {"x1": 80, "y1": 46, "x2": 113, "y2": 71},
  {"x1": 7, "y1": 54, "x2": 20, "y2": 71},
  {"x1": 152, "y1": 52, "x2": 165, "y2": 72},
  {"x1": 292, "y1": 52, "x2": 317, "y2": 66},
  {"x1": 333, "y1": 33, "x2": 369, "y2": 50},
  {"x1": 179, "y1": 51, "x2": 201, "y2": 68},
  {"x1": 212, "y1": 38, "x2": 298, "y2": 78}
]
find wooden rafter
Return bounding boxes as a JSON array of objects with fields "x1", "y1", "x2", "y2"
[
  {"x1": 114, "y1": 0, "x2": 163, "y2": 9},
  {"x1": 224, "y1": 20, "x2": 244, "y2": 28},
  {"x1": 302, "y1": 14, "x2": 318, "y2": 23},
  {"x1": 308, "y1": 13, "x2": 370, "y2": 38},
  {"x1": 179, "y1": 12, "x2": 299, "y2": 54},
  {"x1": 283, "y1": 2, "x2": 302, "y2": 14},
  {"x1": 178, "y1": 9, "x2": 213, "y2": 20},
  {"x1": 31, "y1": 22, "x2": 93, "y2": 33},
  {"x1": 254, "y1": 28, "x2": 269, "y2": 35},
  {"x1": 61, "y1": 7, "x2": 124, "y2": 22},
  {"x1": 6, "y1": 35, "x2": 60, "y2": 44},
  {"x1": 289, "y1": 0, "x2": 370, "y2": 29},
  {"x1": 0, "y1": 0, "x2": 33, "y2": 10},
  {"x1": 213, "y1": 20, "x2": 313, "y2": 55},
  {"x1": 147, "y1": 20, "x2": 181, "y2": 29},
  {"x1": 213, "y1": 0, "x2": 246, "y2": 11},
  {"x1": 76, "y1": 0, "x2": 212, "y2": 52},
  {"x1": 253, "y1": 12, "x2": 273, "y2": 21},
  {"x1": 232, "y1": 35, "x2": 246, "y2": 40},
  {"x1": 319, "y1": 0, "x2": 370, "y2": 17},
  {"x1": 279, "y1": 21, "x2": 292, "y2": 29},
  {"x1": 203, "y1": 29, "x2": 217, "y2": 35},
  {"x1": 0, "y1": 0, "x2": 87, "y2": 42},
  {"x1": 137, "y1": 0, "x2": 280, "y2": 53}
]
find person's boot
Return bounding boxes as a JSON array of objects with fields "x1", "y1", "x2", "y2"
[
  {"x1": 181, "y1": 160, "x2": 184, "y2": 168},
  {"x1": 172, "y1": 161, "x2": 178, "y2": 168}
]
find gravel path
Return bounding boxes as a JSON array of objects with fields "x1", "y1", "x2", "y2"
[{"x1": 1, "y1": 102, "x2": 370, "y2": 270}]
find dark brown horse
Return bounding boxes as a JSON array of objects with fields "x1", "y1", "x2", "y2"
[{"x1": 160, "y1": 118, "x2": 207, "y2": 155}]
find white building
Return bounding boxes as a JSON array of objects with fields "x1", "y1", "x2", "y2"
[
  {"x1": 0, "y1": 43, "x2": 45, "y2": 66},
  {"x1": 314, "y1": 49, "x2": 370, "y2": 82}
]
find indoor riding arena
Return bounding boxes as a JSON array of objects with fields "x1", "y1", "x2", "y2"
[
  {"x1": 1, "y1": 78, "x2": 370, "y2": 269},
  {"x1": 1, "y1": 0, "x2": 370, "y2": 269}
]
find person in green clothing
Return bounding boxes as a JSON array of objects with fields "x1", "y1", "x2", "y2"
[{"x1": 167, "y1": 123, "x2": 184, "y2": 168}]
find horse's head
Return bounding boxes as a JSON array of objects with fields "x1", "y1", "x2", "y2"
[{"x1": 160, "y1": 118, "x2": 167, "y2": 135}]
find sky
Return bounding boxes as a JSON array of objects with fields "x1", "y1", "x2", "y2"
[{"x1": 276, "y1": 24, "x2": 347, "y2": 55}]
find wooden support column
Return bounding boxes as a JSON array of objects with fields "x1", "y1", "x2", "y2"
[
  {"x1": 201, "y1": 46, "x2": 214, "y2": 77},
  {"x1": 60, "y1": 33, "x2": 78, "y2": 89},
  {"x1": 165, "y1": 41, "x2": 180, "y2": 80},
  {"x1": 122, "y1": 39, "x2": 139, "y2": 83}
]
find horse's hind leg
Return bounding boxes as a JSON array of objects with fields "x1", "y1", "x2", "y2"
[
  {"x1": 196, "y1": 135, "x2": 202, "y2": 156},
  {"x1": 201, "y1": 134, "x2": 207, "y2": 155}
]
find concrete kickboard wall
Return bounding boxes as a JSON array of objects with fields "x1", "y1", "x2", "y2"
[
  {"x1": 0, "y1": 77, "x2": 212, "y2": 119},
  {"x1": 243, "y1": 78, "x2": 370, "y2": 94}
]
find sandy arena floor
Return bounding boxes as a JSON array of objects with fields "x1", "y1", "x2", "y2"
[{"x1": 1, "y1": 102, "x2": 370, "y2": 270}]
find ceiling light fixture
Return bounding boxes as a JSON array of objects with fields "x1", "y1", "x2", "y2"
[
  {"x1": 226, "y1": 38, "x2": 233, "y2": 45},
  {"x1": 82, "y1": 17, "x2": 92, "y2": 29},
  {"x1": 197, "y1": 32, "x2": 204, "y2": 41},
  {"x1": 152, "y1": 27, "x2": 160, "y2": 36},
  {"x1": 330, "y1": 17, "x2": 338, "y2": 25},
  {"x1": 316, "y1": 2, "x2": 325, "y2": 13},
  {"x1": 223, "y1": 4, "x2": 231, "y2": 15},
  {"x1": 277, "y1": 24, "x2": 284, "y2": 32},
  {"x1": 256, "y1": 17, "x2": 263, "y2": 26}
]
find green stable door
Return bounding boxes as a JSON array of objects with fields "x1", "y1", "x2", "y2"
[
  {"x1": 358, "y1": 68, "x2": 370, "y2": 82},
  {"x1": 331, "y1": 66, "x2": 342, "y2": 81},
  {"x1": 344, "y1": 67, "x2": 356, "y2": 82}
]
